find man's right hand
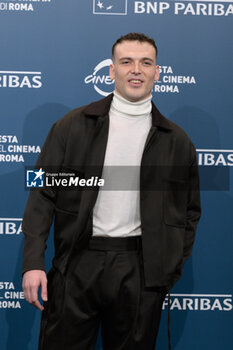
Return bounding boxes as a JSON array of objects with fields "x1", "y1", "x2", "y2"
[{"x1": 22, "y1": 270, "x2": 48, "y2": 311}]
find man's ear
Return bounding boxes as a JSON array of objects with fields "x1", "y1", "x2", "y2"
[
  {"x1": 109, "y1": 64, "x2": 115, "y2": 80},
  {"x1": 154, "y1": 65, "x2": 160, "y2": 82}
]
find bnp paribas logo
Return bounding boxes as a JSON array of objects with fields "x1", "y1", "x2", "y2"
[{"x1": 93, "y1": 0, "x2": 128, "y2": 15}]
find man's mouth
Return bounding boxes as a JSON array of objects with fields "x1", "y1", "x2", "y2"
[{"x1": 128, "y1": 79, "x2": 143, "y2": 86}]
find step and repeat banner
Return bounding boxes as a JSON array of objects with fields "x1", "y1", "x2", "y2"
[{"x1": 0, "y1": 1, "x2": 232, "y2": 349}]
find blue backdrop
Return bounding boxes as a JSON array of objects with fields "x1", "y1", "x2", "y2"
[{"x1": 0, "y1": 1, "x2": 232, "y2": 349}]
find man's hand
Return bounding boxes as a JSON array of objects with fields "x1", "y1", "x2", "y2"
[{"x1": 22, "y1": 270, "x2": 48, "y2": 311}]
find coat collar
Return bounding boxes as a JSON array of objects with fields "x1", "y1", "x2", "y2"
[{"x1": 84, "y1": 93, "x2": 172, "y2": 130}]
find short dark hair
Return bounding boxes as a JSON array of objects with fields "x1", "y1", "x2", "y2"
[{"x1": 112, "y1": 32, "x2": 158, "y2": 60}]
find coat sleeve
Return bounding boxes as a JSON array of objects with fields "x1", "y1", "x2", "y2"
[
  {"x1": 183, "y1": 150, "x2": 201, "y2": 264},
  {"x1": 22, "y1": 119, "x2": 69, "y2": 275}
]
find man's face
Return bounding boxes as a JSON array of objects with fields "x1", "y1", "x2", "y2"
[{"x1": 110, "y1": 40, "x2": 159, "y2": 102}]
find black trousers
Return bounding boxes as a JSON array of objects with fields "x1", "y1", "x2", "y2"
[{"x1": 39, "y1": 236, "x2": 166, "y2": 350}]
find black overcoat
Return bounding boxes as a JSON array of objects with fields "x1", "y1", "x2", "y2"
[{"x1": 22, "y1": 94, "x2": 201, "y2": 289}]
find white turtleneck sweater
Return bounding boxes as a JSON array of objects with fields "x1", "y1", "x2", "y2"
[{"x1": 92, "y1": 92, "x2": 152, "y2": 237}]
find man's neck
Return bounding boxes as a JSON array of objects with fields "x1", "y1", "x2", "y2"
[{"x1": 111, "y1": 91, "x2": 152, "y2": 117}]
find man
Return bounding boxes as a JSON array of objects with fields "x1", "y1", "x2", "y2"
[{"x1": 22, "y1": 33, "x2": 201, "y2": 350}]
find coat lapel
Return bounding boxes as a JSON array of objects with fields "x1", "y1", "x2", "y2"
[{"x1": 81, "y1": 114, "x2": 109, "y2": 214}]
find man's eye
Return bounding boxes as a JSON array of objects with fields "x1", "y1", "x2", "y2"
[
  {"x1": 122, "y1": 61, "x2": 129, "y2": 64},
  {"x1": 143, "y1": 61, "x2": 151, "y2": 66}
]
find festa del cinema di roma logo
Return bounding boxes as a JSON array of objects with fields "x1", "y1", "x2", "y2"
[
  {"x1": 93, "y1": 0, "x2": 233, "y2": 16},
  {"x1": 0, "y1": 0, "x2": 52, "y2": 12},
  {"x1": 84, "y1": 59, "x2": 114, "y2": 97}
]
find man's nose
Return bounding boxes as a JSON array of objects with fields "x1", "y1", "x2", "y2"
[{"x1": 131, "y1": 62, "x2": 141, "y2": 74}]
